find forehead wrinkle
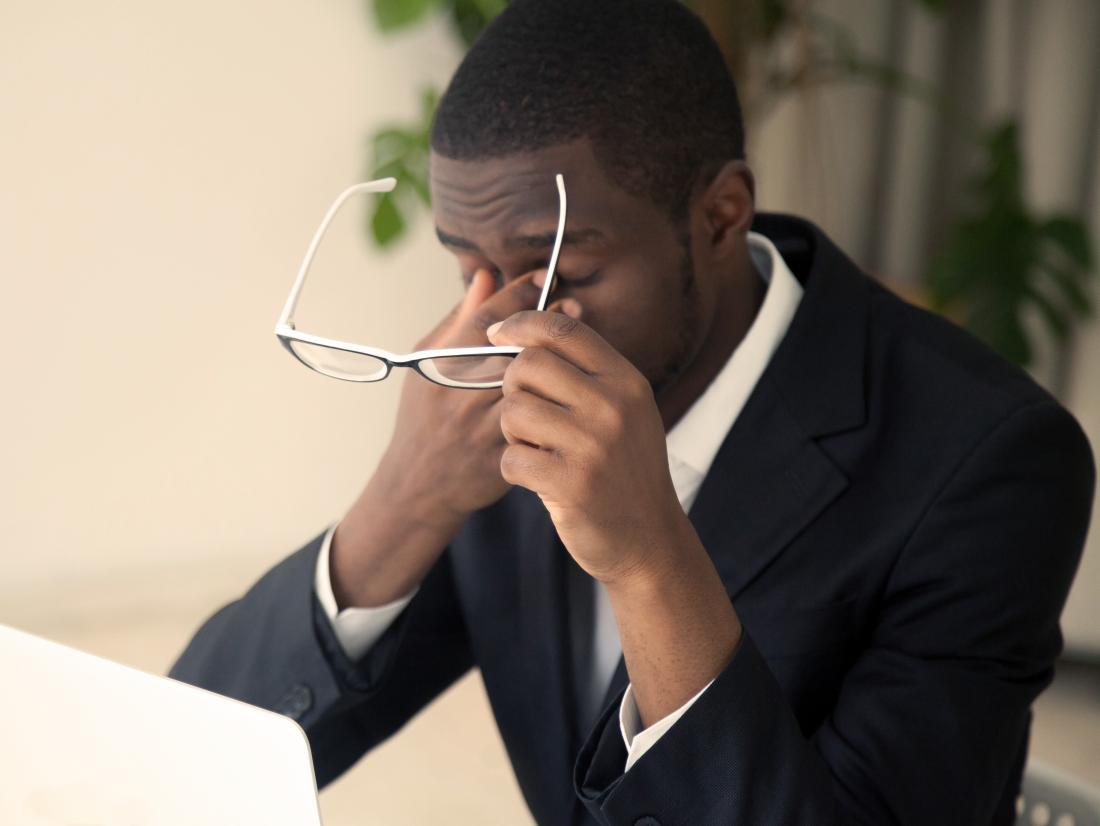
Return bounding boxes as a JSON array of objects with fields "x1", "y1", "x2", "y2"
[
  {"x1": 432, "y1": 164, "x2": 560, "y2": 217},
  {"x1": 433, "y1": 195, "x2": 563, "y2": 260},
  {"x1": 434, "y1": 191, "x2": 553, "y2": 237}
]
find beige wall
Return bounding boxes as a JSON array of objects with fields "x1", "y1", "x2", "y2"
[{"x1": 0, "y1": 0, "x2": 466, "y2": 619}]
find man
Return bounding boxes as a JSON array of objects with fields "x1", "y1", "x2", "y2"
[{"x1": 170, "y1": 1, "x2": 1096, "y2": 823}]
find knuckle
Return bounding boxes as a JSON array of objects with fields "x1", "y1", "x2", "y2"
[
  {"x1": 499, "y1": 391, "x2": 530, "y2": 427},
  {"x1": 512, "y1": 346, "x2": 544, "y2": 374},
  {"x1": 627, "y1": 374, "x2": 654, "y2": 405},
  {"x1": 472, "y1": 310, "x2": 499, "y2": 334},
  {"x1": 598, "y1": 399, "x2": 626, "y2": 435},
  {"x1": 501, "y1": 364, "x2": 520, "y2": 395},
  {"x1": 499, "y1": 445, "x2": 526, "y2": 481},
  {"x1": 578, "y1": 429, "x2": 604, "y2": 465},
  {"x1": 500, "y1": 392, "x2": 520, "y2": 420},
  {"x1": 547, "y1": 313, "x2": 579, "y2": 341},
  {"x1": 499, "y1": 448, "x2": 516, "y2": 481}
]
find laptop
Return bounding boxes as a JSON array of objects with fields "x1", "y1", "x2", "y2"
[{"x1": 0, "y1": 623, "x2": 324, "y2": 825}]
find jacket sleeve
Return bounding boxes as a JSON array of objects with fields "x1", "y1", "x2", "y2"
[
  {"x1": 168, "y1": 532, "x2": 473, "y2": 788},
  {"x1": 574, "y1": 399, "x2": 1096, "y2": 825}
]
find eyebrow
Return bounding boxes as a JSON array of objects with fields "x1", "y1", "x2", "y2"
[{"x1": 435, "y1": 226, "x2": 606, "y2": 253}]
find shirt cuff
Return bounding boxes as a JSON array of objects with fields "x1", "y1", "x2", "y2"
[
  {"x1": 313, "y1": 525, "x2": 418, "y2": 661},
  {"x1": 618, "y1": 677, "x2": 715, "y2": 772}
]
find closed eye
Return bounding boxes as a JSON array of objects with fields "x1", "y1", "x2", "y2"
[{"x1": 555, "y1": 268, "x2": 600, "y2": 286}]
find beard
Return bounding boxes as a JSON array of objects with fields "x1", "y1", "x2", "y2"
[{"x1": 647, "y1": 237, "x2": 702, "y2": 397}]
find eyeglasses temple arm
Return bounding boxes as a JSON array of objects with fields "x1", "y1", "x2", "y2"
[
  {"x1": 535, "y1": 174, "x2": 568, "y2": 312},
  {"x1": 276, "y1": 178, "x2": 398, "y2": 329}
]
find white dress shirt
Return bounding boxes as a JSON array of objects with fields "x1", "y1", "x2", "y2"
[{"x1": 314, "y1": 230, "x2": 804, "y2": 773}]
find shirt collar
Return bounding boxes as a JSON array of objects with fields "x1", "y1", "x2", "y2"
[{"x1": 665, "y1": 230, "x2": 805, "y2": 479}]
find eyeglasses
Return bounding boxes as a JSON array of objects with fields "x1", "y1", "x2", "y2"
[{"x1": 275, "y1": 174, "x2": 567, "y2": 389}]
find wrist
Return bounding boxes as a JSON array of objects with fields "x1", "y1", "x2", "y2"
[
  {"x1": 371, "y1": 449, "x2": 470, "y2": 534},
  {"x1": 602, "y1": 525, "x2": 742, "y2": 728},
  {"x1": 330, "y1": 461, "x2": 466, "y2": 609},
  {"x1": 597, "y1": 507, "x2": 696, "y2": 591}
]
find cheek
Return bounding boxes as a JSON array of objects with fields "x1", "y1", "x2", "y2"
[{"x1": 576, "y1": 262, "x2": 687, "y2": 368}]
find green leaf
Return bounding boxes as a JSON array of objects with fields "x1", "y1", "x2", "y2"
[
  {"x1": 371, "y1": 158, "x2": 407, "y2": 181},
  {"x1": 371, "y1": 191, "x2": 406, "y2": 246},
  {"x1": 1041, "y1": 262, "x2": 1094, "y2": 316},
  {"x1": 449, "y1": 0, "x2": 496, "y2": 47},
  {"x1": 470, "y1": 0, "x2": 506, "y2": 20},
  {"x1": 420, "y1": 86, "x2": 440, "y2": 119},
  {"x1": 1025, "y1": 285, "x2": 1071, "y2": 340},
  {"x1": 406, "y1": 171, "x2": 431, "y2": 206},
  {"x1": 914, "y1": 0, "x2": 950, "y2": 13},
  {"x1": 373, "y1": 0, "x2": 438, "y2": 32},
  {"x1": 371, "y1": 129, "x2": 415, "y2": 167},
  {"x1": 1041, "y1": 216, "x2": 1094, "y2": 269}
]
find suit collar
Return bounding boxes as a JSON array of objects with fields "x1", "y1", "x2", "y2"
[
  {"x1": 666, "y1": 229, "x2": 804, "y2": 479},
  {"x1": 685, "y1": 212, "x2": 871, "y2": 597},
  {"x1": 753, "y1": 212, "x2": 870, "y2": 439}
]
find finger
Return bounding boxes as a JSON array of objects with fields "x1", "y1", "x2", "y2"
[
  {"x1": 499, "y1": 441, "x2": 562, "y2": 493},
  {"x1": 417, "y1": 269, "x2": 495, "y2": 349},
  {"x1": 502, "y1": 345, "x2": 597, "y2": 411},
  {"x1": 465, "y1": 270, "x2": 546, "y2": 340},
  {"x1": 499, "y1": 389, "x2": 576, "y2": 452},
  {"x1": 461, "y1": 268, "x2": 498, "y2": 317},
  {"x1": 487, "y1": 311, "x2": 621, "y2": 377},
  {"x1": 546, "y1": 295, "x2": 583, "y2": 320},
  {"x1": 449, "y1": 268, "x2": 499, "y2": 338}
]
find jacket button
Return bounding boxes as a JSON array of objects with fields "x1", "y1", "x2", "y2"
[
  {"x1": 275, "y1": 684, "x2": 313, "y2": 721},
  {"x1": 634, "y1": 818, "x2": 661, "y2": 826}
]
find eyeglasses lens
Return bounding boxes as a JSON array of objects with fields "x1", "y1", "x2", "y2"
[
  {"x1": 418, "y1": 354, "x2": 517, "y2": 388},
  {"x1": 287, "y1": 339, "x2": 389, "y2": 382}
]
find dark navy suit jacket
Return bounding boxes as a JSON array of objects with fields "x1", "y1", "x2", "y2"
[{"x1": 170, "y1": 213, "x2": 1095, "y2": 825}]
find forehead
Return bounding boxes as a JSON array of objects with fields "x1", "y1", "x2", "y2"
[{"x1": 429, "y1": 140, "x2": 665, "y2": 243}]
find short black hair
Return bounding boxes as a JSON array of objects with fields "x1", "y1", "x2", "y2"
[{"x1": 430, "y1": 0, "x2": 745, "y2": 221}]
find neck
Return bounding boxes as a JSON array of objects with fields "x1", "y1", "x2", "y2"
[{"x1": 656, "y1": 248, "x2": 766, "y2": 432}]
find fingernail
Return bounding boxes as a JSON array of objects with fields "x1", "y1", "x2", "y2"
[
  {"x1": 531, "y1": 270, "x2": 547, "y2": 288},
  {"x1": 562, "y1": 299, "x2": 582, "y2": 318},
  {"x1": 487, "y1": 321, "x2": 503, "y2": 337}
]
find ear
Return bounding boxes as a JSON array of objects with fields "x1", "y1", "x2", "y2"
[{"x1": 700, "y1": 160, "x2": 755, "y2": 255}]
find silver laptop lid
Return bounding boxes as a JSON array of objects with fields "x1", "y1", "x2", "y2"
[{"x1": 0, "y1": 624, "x2": 323, "y2": 826}]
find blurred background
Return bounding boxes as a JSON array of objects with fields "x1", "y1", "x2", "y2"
[{"x1": 2, "y1": 1, "x2": 1098, "y2": 823}]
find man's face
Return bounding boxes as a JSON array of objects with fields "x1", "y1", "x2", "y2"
[{"x1": 430, "y1": 139, "x2": 719, "y2": 394}]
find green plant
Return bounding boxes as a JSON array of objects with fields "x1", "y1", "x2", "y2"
[
  {"x1": 928, "y1": 121, "x2": 1094, "y2": 365},
  {"x1": 362, "y1": 0, "x2": 1094, "y2": 368},
  {"x1": 364, "y1": 0, "x2": 501, "y2": 246}
]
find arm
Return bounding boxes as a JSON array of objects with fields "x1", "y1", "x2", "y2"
[
  {"x1": 169, "y1": 527, "x2": 473, "y2": 789},
  {"x1": 170, "y1": 269, "x2": 555, "y2": 786},
  {"x1": 574, "y1": 400, "x2": 1095, "y2": 825}
]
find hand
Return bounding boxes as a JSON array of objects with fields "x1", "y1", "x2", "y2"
[
  {"x1": 488, "y1": 310, "x2": 688, "y2": 584},
  {"x1": 382, "y1": 268, "x2": 576, "y2": 524},
  {"x1": 331, "y1": 269, "x2": 578, "y2": 608},
  {"x1": 491, "y1": 311, "x2": 742, "y2": 729}
]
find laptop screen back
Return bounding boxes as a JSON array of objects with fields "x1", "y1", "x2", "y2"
[{"x1": 0, "y1": 624, "x2": 323, "y2": 826}]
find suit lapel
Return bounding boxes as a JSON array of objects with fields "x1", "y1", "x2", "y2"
[
  {"x1": 687, "y1": 372, "x2": 849, "y2": 598},
  {"x1": 689, "y1": 213, "x2": 872, "y2": 598}
]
